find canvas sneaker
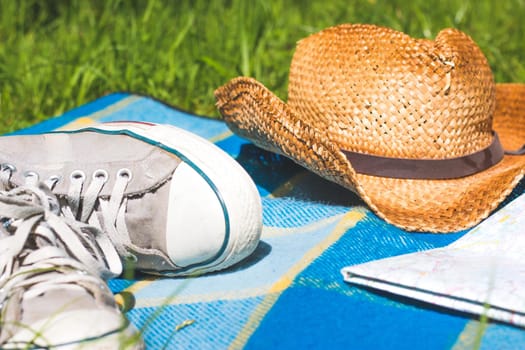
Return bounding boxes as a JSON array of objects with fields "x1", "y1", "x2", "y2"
[
  {"x1": 0, "y1": 180, "x2": 143, "y2": 349},
  {"x1": 0, "y1": 122, "x2": 263, "y2": 277}
]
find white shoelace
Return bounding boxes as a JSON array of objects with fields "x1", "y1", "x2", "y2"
[
  {"x1": 61, "y1": 168, "x2": 134, "y2": 260},
  {"x1": 0, "y1": 180, "x2": 123, "y2": 344},
  {"x1": 0, "y1": 164, "x2": 135, "y2": 262}
]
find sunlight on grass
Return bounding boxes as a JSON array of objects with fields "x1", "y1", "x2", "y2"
[{"x1": 0, "y1": 0, "x2": 524, "y2": 133}]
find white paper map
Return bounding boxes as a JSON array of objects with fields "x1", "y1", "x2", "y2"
[{"x1": 342, "y1": 193, "x2": 525, "y2": 326}]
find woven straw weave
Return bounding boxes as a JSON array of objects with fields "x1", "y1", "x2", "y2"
[
  {"x1": 288, "y1": 24, "x2": 495, "y2": 158},
  {"x1": 215, "y1": 24, "x2": 525, "y2": 232}
]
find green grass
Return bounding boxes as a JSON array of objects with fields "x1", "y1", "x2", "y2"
[{"x1": 0, "y1": 0, "x2": 524, "y2": 133}]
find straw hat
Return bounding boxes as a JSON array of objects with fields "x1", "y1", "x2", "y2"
[{"x1": 214, "y1": 24, "x2": 525, "y2": 233}]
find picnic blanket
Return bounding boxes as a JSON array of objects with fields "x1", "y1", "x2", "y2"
[{"x1": 15, "y1": 93, "x2": 525, "y2": 349}]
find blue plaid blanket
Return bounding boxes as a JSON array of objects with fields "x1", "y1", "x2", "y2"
[{"x1": 16, "y1": 93, "x2": 525, "y2": 349}]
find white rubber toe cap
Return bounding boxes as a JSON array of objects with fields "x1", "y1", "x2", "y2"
[{"x1": 165, "y1": 162, "x2": 226, "y2": 267}]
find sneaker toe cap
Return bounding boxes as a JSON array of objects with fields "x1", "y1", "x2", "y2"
[
  {"x1": 165, "y1": 162, "x2": 228, "y2": 267},
  {"x1": 165, "y1": 161, "x2": 262, "y2": 271}
]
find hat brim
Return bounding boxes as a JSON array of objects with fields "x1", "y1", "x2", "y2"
[{"x1": 215, "y1": 78, "x2": 525, "y2": 232}]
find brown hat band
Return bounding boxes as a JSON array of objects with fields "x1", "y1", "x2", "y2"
[{"x1": 341, "y1": 133, "x2": 513, "y2": 180}]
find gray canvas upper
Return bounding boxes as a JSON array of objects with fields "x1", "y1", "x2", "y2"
[{"x1": 0, "y1": 131, "x2": 182, "y2": 273}]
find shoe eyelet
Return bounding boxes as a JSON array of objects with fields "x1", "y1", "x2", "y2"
[
  {"x1": 92, "y1": 169, "x2": 109, "y2": 182},
  {"x1": 1, "y1": 163, "x2": 16, "y2": 172},
  {"x1": 49, "y1": 175, "x2": 61, "y2": 183},
  {"x1": 47, "y1": 175, "x2": 61, "y2": 189},
  {"x1": 23, "y1": 171, "x2": 39, "y2": 180},
  {"x1": 70, "y1": 170, "x2": 86, "y2": 182},
  {"x1": 117, "y1": 168, "x2": 132, "y2": 182},
  {"x1": 1, "y1": 218, "x2": 13, "y2": 228}
]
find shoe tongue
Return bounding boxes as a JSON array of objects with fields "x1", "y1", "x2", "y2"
[{"x1": 0, "y1": 131, "x2": 180, "y2": 196}]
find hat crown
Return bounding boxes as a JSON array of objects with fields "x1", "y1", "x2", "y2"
[{"x1": 287, "y1": 24, "x2": 496, "y2": 159}]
